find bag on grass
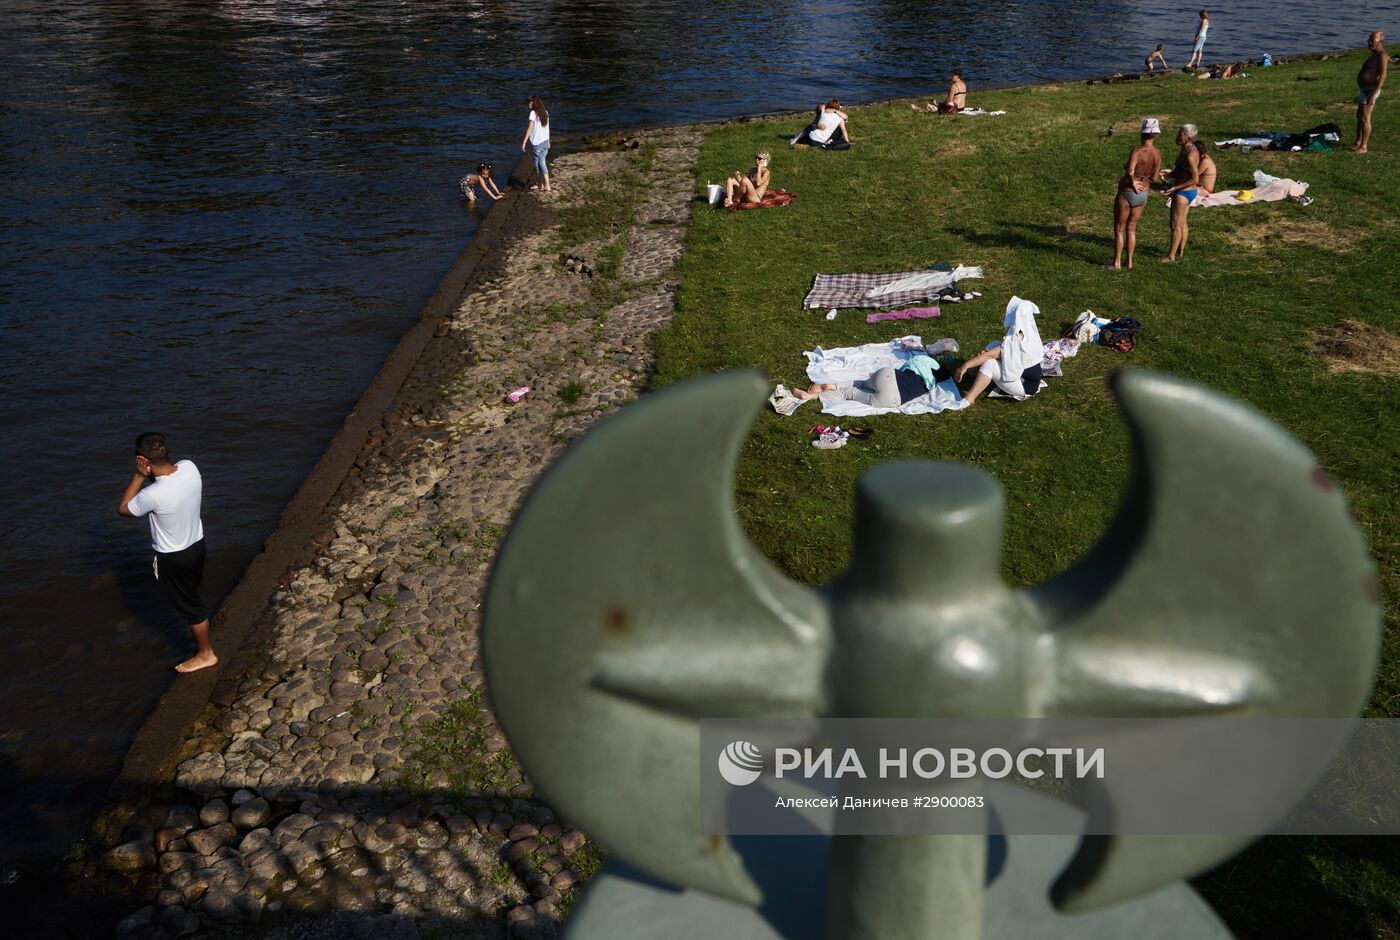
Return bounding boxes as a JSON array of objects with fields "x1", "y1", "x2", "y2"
[{"x1": 1098, "y1": 317, "x2": 1142, "y2": 352}]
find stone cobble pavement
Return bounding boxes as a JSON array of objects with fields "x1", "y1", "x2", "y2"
[{"x1": 104, "y1": 127, "x2": 704, "y2": 940}]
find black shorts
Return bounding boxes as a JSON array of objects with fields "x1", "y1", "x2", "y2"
[{"x1": 155, "y1": 539, "x2": 207, "y2": 624}]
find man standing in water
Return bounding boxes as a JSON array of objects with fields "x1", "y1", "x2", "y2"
[
  {"x1": 118, "y1": 433, "x2": 216, "y2": 673},
  {"x1": 1354, "y1": 31, "x2": 1387, "y2": 153}
]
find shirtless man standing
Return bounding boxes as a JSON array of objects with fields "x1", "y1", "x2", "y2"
[{"x1": 1354, "y1": 31, "x2": 1388, "y2": 153}]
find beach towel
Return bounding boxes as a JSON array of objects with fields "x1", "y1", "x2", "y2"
[
  {"x1": 804, "y1": 266, "x2": 983, "y2": 309},
  {"x1": 866, "y1": 306, "x2": 941, "y2": 323},
  {"x1": 726, "y1": 188, "x2": 796, "y2": 211},
  {"x1": 1191, "y1": 170, "x2": 1309, "y2": 208},
  {"x1": 803, "y1": 336, "x2": 969, "y2": 417},
  {"x1": 958, "y1": 108, "x2": 1007, "y2": 116}
]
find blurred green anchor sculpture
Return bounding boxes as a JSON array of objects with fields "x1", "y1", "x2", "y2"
[{"x1": 483, "y1": 370, "x2": 1380, "y2": 940}]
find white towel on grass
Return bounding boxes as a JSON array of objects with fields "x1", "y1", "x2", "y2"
[
  {"x1": 865, "y1": 265, "x2": 984, "y2": 299},
  {"x1": 804, "y1": 336, "x2": 969, "y2": 417},
  {"x1": 1191, "y1": 169, "x2": 1309, "y2": 207}
]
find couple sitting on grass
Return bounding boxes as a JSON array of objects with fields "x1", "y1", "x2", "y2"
[
  {"x1": 791, "y1": 298, "x2": 1045, "y2": 408},
  {"x1": 792, "y1": 100, "x2": 851, "y2": 150}
]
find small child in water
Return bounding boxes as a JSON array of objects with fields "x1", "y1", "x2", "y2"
[
  {"x1": 1146, "y1": 44, "x2": 1169, "y2": 71},
  {"x1": 459, "y1": 163, "x2": 505, "y2": 203}
]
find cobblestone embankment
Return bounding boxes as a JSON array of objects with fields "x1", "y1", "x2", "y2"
[{"x1": 97, "y1": 125, "x2": 705, "y2": 940}]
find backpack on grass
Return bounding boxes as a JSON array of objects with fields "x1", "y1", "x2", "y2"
[{"x1": 1098, "y1": 317, "x2": 1142, "y2": 352}]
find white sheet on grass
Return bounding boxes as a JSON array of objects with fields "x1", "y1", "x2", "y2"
[
  {"x1": 865, "y1": 265, "x2": 984, "y2": 299},
  {"x1": 1191, "y1": 169, "x2": 1309, "y2": 207},
  {"x1": 804, "y1": 336, "x2": 969, "y2": 417}
]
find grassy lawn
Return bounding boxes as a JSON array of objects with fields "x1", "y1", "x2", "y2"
[{"x1": 654, "y1": 54, "x2": 1400, "y2": 938}]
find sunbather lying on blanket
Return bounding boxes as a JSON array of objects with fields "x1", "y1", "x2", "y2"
[
  {"x1": 792, "y1": 346, "x2": 945, "y2": 408},
  {"x1": 724, "y1": 152, "x2": 771, "y2": 208},
  {"x1": 952, "y1": 297, "x2": 1045, "y2": 404}
]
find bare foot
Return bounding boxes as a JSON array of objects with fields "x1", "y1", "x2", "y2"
[
  {"x1": 1159, "y1": 256, "x2": 1176, "y2": 263},
  {"x1": 1354, "y1": 145, "x2": 1368, "y2": 153},
  {"x1": 176, "y1": 651, "x2": 218, "y2": 673},
  {"x1": 1102, "y1": 263, "x2": 1122, "y2": 270}
]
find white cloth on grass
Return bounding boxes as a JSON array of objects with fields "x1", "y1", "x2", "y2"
[
  {"x1": 804, "y1": 336, "x2": 969, "y2": 417},
  {"x1": 959, "y1": 108, "x2": 1007, "y2": 116},
  {"x1": 865, "y1": 265, "x2": 983, "y2": 299},
  {"x1": 1191, "y1": 169, "x2": 1309, "y2": 207}
]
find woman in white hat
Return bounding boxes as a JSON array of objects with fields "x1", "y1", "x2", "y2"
[{"x1": 1107, "y1": 118, "x2": 1163, "y2": 270}]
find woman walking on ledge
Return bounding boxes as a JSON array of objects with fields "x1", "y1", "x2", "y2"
[{"x1": 521, "y1": 95, "x2": 551, "y2": 192}]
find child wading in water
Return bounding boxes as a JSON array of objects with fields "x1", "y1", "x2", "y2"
[
  {"x1": 1146, "y1": 44, "x2": 1169, "y2": 71},
  {"x1": 459, "y1": 164, "x2": 505, "y2": 203}
]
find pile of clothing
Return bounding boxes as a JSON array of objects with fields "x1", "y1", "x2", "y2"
[{"x1": 1214, "y1": 123, "x2": 1341, "y2": 152}]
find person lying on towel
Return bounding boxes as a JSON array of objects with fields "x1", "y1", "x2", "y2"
[
  {"x1": 724, "y1": 152, "x2": 771, "y2": 208},
  {"x1": 790, "y1": 346, "x2": 944, "y2": 408},
  {"x1": 953, "y1": 297, "x2": 1044, "y2": 404}
]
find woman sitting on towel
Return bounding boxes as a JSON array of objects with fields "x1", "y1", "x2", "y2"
[
  {"x1": 791, "y1": 347, "x2": 944, "y2": 408},
  {"x1": 1108, "y1": 117, "x2": 1163, "y2": 270},
  {"x1": 724, "y1": 152, "x2": 771, "y2": 208},
  {"x1": 953, "y1": 298, "x2": 1044, "y2": 404}
]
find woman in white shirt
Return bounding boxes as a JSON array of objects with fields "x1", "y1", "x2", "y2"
[{"x1": 520, "y1": 95, "x2": 552, "y2": 192}]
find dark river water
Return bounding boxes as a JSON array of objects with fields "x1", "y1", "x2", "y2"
[{"x1": 1, "y1": 0, "x2": 1395, "y2": 870}]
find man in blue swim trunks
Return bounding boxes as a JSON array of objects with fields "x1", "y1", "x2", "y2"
[{"x1": 1353, "y1": 31, "x2": 1387, "y2": 153}]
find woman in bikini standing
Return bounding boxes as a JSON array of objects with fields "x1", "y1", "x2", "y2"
[
  {"x1": 1160, "y1": 123, "x2": 1201, "y2": 262},
  {"x1": 1108, "y1": 118, "x2": 1163, "y2": 270}
]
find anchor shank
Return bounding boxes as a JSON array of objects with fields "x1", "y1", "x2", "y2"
[{"x1": 826, "y1": 833, "x2": 986, "y2": 940}]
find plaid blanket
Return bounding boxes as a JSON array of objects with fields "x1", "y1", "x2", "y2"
[{"x1": 802, "y1": 266, "x2": 982, "y2": 309}]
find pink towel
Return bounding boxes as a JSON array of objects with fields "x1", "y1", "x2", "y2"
[{"x1": 866, "y1": 306, "x2": 941, "y2": 324}]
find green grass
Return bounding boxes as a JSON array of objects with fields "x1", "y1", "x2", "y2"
[{"x1": 655, "y1": 54, "x2": 1400, "y2": 939}]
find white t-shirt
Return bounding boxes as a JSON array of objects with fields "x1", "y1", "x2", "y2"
[
  {"x1": 127, "y1": 460, "x2": 205, "y2": 554},
  {"x1": 808, "y1": 110, "x2": 844, "y2": 145},
  {"x1": 528, "y1": 110, "x2": 550, "y2": 146}
]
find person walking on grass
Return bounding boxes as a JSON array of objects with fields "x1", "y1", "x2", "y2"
[
  {"x1": 118, "y1": 433, "x2": 216, "y2": 673},
  {"x1": 521, "y1": 95, "x2": 551, "y2": 191},
  {"x1": 1107, "y1": 118, "x2": 1163, "y2": 270},
  {"x1": 1186, "y1": 11, "x2": 1210, "y2": 69},
  {"x1": 1159, "y1": 124, "x2": 1201, "y2": 262},
  {"x1": 1354, "y1": 31, "x2": 1387, "y2": 153},
  {"x1": 1146, "y1": 44, "x2": 1169, "y2": 72}
]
